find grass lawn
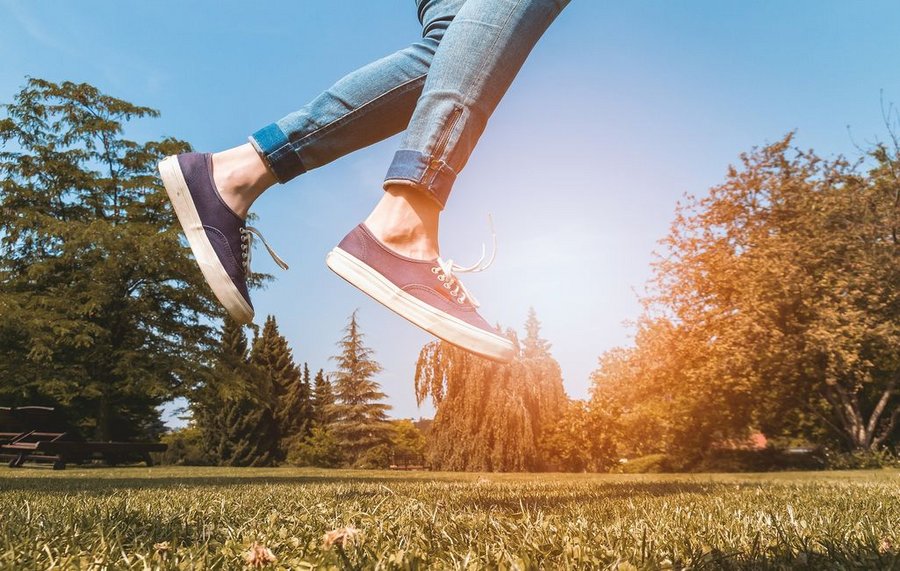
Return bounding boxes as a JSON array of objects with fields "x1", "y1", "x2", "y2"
[{"x1": 0, "y1": 467, "x2": 898, "y2": 569}]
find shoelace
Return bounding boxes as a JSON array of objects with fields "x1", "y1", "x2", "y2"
[
  {"x1": 239, "y1": 225, "x2": 289, "y2": 275},
  {"x1": 431, "y1": 215, "x2": 497, "y2": 308}
]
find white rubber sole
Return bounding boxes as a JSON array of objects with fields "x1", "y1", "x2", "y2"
[
  {"x1": 158, "y1": 156, "x2": 254, "y2": 324},
  {"x1": 326, "y1": 247, "x2": 515, "y2": 363}
]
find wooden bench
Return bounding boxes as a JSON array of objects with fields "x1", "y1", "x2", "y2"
[{"x1": 0, "y1": 406, "x2": 167, "y2": 470}]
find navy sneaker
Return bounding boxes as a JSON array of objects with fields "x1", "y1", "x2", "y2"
[
  {"x1": 326, "y1": 223, "x2": 515, "y2": 363},
  {"x1": 158, "y1": 153, "x2": 287, "y2": 324}
]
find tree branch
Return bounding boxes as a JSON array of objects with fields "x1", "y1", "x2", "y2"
[{"x1": 866, "y1": 379, "x2": 897, "y2": 437}]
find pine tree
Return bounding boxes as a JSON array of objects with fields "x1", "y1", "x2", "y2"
[
  {"x1": 194, "y1": 317, "x2": 279, "y2": 467},
  {"x1": 285, "y1": 368, "x2": 341, "y2": 467},
  {"x1": 277, "y1": 362, "x2": 314, "y2": 454},
  {"x1": 523, "y1": 307, "x2": 552, "y2": 359},
  {"x1": 193, "y1": 316, "x2": 247, "y2": 463},
  {"x1": 250, "y1": 315, "x2": 311, "y2": 459},
  {"x1": 328, "y1": 311, "x2": 392, "y2": 465},
  {"x1": 312, "y1": 368, "x2": 335, "y2": 425},
  {"x1": 519, "y1": 308, "x2": 568, "y2": 462}
]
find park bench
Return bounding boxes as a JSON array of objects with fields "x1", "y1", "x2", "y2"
[
  {"x1": 0, "y1": 406, "x2": 167, "y2": 470},
  {"x1": 0, "y1": 407, "x2": 18, "y2": 444}
]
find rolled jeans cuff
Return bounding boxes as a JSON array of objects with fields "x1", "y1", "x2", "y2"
[
  {"x1": 383, "y1": 149, "x2": 457, "y2": 210},
  {"x1": 248, "y1": 123, "x2": 307, "y2": 184}
]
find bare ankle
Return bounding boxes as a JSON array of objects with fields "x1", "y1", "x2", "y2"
[
  {"x1": 211, "y1": 144, "x2": 277, "y2": 219},
  {"x1": 375, "y1": 226, "x2": 438, "y2": 259},
  {"x1": 365, "y1": 185, "x2": 441, "y2": 260}
]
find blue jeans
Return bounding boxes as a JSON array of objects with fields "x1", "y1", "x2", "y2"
[{"x1": 249, "y1": 0, "x2": 569, "y2": 210}]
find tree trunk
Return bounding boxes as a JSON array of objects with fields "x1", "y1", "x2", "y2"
[{"x1": 827, "y1": 381, "x2": 898, "y2": 451}]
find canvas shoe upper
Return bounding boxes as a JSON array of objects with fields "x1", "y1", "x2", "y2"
[{"x1": 158, "y1": 152, "x2": 287, "y2": 323}]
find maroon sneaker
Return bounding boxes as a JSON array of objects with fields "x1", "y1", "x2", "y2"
[
  {"x1": 326, "y1": 224, "x2": 515, "y2": 363},
  {"x1": 158, "y1": 153, "x2": 287, "y2": 324}
]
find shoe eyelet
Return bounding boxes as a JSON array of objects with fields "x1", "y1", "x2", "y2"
[
  {"x1": 443, "y1": 283, "x2": 450, "y2": 289},
  {"x1": 431, "y1": 267, "x2": 439, "y2": 274},
  {"x1": 437, "y1": 275, "x2": 445, "y2": 282}
]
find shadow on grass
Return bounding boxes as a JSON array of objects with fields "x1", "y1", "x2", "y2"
[
  {"x1": 0, "y1": 473, "x2": 443, "y2": 493},
  {"x1": 685, "y1": 547, "x2": 900, "y2": 571},
  {"x1": 0, "y1": 471, "x2": 734, "y2": 508}
]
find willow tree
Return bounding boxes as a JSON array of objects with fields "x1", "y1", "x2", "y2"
[
  {"x1": 0, "y1": 78, "x2": 217, "y2": 440},
  {"x1": 415, "y1": 310, "x2": 567, "y2": 471}
]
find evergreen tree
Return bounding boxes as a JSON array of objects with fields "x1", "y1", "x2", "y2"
[
  {"x1": 519, "y1": 308, "x2": 568, "y2": 452},
  {"x1": 523, "y1": 307, "x2": 552, "y2": 359},
  {"x1": 250, "y1": 315, "x2": 311, "y2": 458},
  {"x1": 328, "y1": 311, "x2": 391, "y2": 465},
  {"x1": 194, "y1": 317, "x2": 279, "y2": 466},
  {"x1": 0, "y1": 78, "x2": 219, "y2": 440},
  {"x1": 277, "y1": 362, "x2": 314, "y2": 454},
  {"x1": 311, "y1": 368, "x2": 335, "y2": 425}
]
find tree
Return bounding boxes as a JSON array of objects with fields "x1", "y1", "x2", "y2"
[
  {"x1": 327, "y1": 311, "x2": 392, "y2": 465},
  {"x1": 415, "y1": 310, "x2": 568, "y2": 471},
  {"x1": 0, "y1": 78, "x2": 218, "y2": 440},
  {"x1": 194, "y1": 317, "x2": 279, "y2": 467},
  {"x1": 250, "y1": 315, "x2": 311, "y2": 458},
  {"x1": 158, "y1": 425, "x2": 211, "y2": 466},
  {"x1": 624, "y1": 133, "x2": 899, "y2": 454},
  {"x1": 388, "y1": 419, "x2": 427, "y2": 467},
  {"x1": 311, "y1": 368, "x2": 335, "y2": 425},
  {"x1": 589, "y1": 316, "x2": 717, "y2": 464},
  {"x1": 519, "y1": 308, "x2": 569, "y2": 459},
  {"x1": 539, "y1": 400, "x2": 620, "y2": 472},
  {"x1": 286, "y1": 367, "x2": 339, "y2": 465},
  {"x1": 523, "y1": 307, "x2": 552, "y2": 359}
]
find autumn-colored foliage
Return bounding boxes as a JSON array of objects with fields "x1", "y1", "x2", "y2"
[{"x1": 592, "y1": 133, "x2": 899, "y2": 457}]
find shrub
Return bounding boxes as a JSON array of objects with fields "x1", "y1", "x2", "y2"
[
  {"x1": 156, "y1": 426, "x2": 212, "y2": 466},
  {"x1": 823, "y1": 448, "x2": 899, "y2": 470},
  {"x1": 286, "y1": 426, "x2": 343, "y2": 468},
  {"x1": 619, "y1": 454, "x2": 671, "y2": 473}
]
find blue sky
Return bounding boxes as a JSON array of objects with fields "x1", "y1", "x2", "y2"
[{"x1": 3, "y1": 1, "x2": 900, "y2": 424}]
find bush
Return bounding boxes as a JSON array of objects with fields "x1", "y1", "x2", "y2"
[
  {"x1": 286, "y1": 427, "x2": 343, "y2": 468},
  {"x1": 356, "y1": 444, "x2": 392, "y2": 469},
  {"x1": 690, "y1": 448, "x2": 827, "y2": 472},
  {"x1": 619, "y1": 454, "x2": 671, "y2": 473},
  {"x1": 156, "y1": 426, "x2": 212, "y2": 466},
  {"x1": 823, "y1": 448, "x2": 899, "y2": 470}
]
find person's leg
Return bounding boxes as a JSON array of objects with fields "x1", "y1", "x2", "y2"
[
  {"x1": 365, "y1": 0, "x2": 570, "y2": 258},
  {"x1": 212, "y1": 0, "x2": 466, "y2": 219},
  {"x1": 159, "y1": 0, "x2": 464, "y2": 324},
  {"x1": 327, "y1": 0, "x2": 569, "y2": 362}
]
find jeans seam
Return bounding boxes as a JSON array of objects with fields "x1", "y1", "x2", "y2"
[
  {"x1": 291, "y1": 73, "x2": 428, "y2": 151},
  {"x1": 436, "y1": 0, "x2": 522, "y2": 171}
]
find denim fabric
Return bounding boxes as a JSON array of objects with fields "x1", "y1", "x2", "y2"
[{"x1": 249, "y1": 0, "x2": 569, "y2": 208}]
